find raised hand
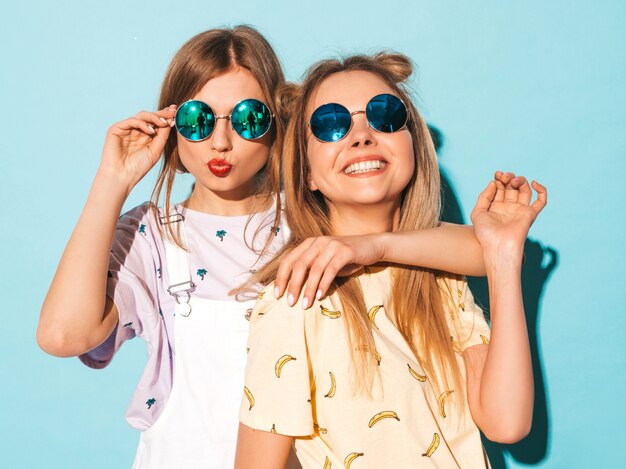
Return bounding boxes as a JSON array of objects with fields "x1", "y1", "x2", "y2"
[
  {"x1": 470, "y1": 171, "x2": 547, "y2": 253},
  {"x1": 99, "y1": 105, "x2": 178, "y2": 193}
]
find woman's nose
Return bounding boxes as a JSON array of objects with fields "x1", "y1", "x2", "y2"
[
  {"x1": 210, "y1": 117, "x2": 233, "y2": 152},
  {"x1": 347, "y1": 112, "x2": 377, "y2": 148}
]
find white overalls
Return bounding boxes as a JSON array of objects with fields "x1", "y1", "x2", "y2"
[{"x1": 132, "y1": 213, "x2": 254, "y2": 468}]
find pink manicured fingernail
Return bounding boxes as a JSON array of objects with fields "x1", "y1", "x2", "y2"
[
  {"x1": 147, "y1": 125, "x2": 155, "y2": 134},
  {"x1": 316, "y1": 289, "x2": 322, "y2": 300},
  {"x1": 287, "y1": 293, "x2": 295, "y2": 306},
  {"x1": 274, "y1": 286, "x2": 280, "y2": 299},
  {"x1": 159, "y1": 117, "x2": 167, "y2": 124},
  {"x1": 170, "y1": 119, "x2": 176, "y2": 127},
  {"x1": 302, "y1": 297, "x2": 309, "y2": 309}
]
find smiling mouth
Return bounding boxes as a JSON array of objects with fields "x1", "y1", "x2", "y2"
[{"x1": 343, "y1": 159, "x2": 387, "y2": 175}]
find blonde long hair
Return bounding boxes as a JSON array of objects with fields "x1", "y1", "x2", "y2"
[
  {"x1": 152, "y1": 25, "x2": 287, "y2": 249},
  {"x1": 254, "y1": 53, "x2": 465, "y2": 403}
]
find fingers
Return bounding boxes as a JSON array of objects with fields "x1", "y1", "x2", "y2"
[
  {"x1": 502, "y1": 175, "x2": 524, "y2": 203},
  {"x1": 494, "y1": 176, "x2": 506, "y2": 202},
  {"x1": 513, "y1": 176, "x2": 532, "y2": 205},
  {"x1": 274, "y1": 237, "x2": 357, "y2": 309},
  {"x1": 470, "y1": 180, "x2": 496, "y2": 222},
  {"x1": 114, "y1": 117, "x2": 160, "y2": 135},
  {"x1": 149, "y1": 118, "x2": 175, "y2": 156},
  {"x1": 135, "y1": 106, "x2": 177, "y2": 130},
  {"x1": 113, "y1": 106, "x2": 177, "y2": 135},
  {"x1": 530, "y1": 180, "x2": 548, "y2": 214},
  {"x1": 495, "y1": 171, "x2": 518, "y2": 203},
  {"x1": 299, "y1": 253, "x2": 337, "y2": 308},
  {"x1": 274, "y1": 238, "x2": 315, "y2": 300},
  {"x1": 495, "y1": 171, "x2": 516, "y2": 186},
  {"x1": 155, "y1": 104, "x2": 178, "y2": 119},
  {"x1": 288, "y1": 240, "x2": 340, "y2": 309},
  {"x1": 136, "y1": 106, "x2": 178, "y2": 156}
]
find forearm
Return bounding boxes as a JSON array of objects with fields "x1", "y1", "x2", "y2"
[
  {"x1": 235, "y1": 423, "x2": 293, "y2": 469},
  {"x1": 467, "y1": 244, "x2": 533, "y2": 442},
  {"x1": 381, "y1": 223, "x2": 486, "y2": 276},
  {"x1": 38, "y1": 170, "x2": 129, "y2": 356}
]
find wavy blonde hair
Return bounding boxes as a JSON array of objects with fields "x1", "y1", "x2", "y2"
[
  {"x1": 253, "y1": 53, "x2": 465, "y2": 406},
  {"x1": 152, "y1": 25, "x2": 287, "y2": 250}
]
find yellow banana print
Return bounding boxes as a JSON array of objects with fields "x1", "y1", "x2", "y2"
[
  {"x1": 355, "y1": 345, "x2": 381, "y2": 366},
  {"x1": 457, "y1": 289, "x2": 465, "y2": 311},
  {"x1": 407, "y1": 363, "x2": 427, "y2": 382},
  {"x1": 438, "y1": 390, "x2": 454, "y2": 418},
  {"x1": 271, "y1": 423, "x2": 277, "y2": 434},
  {"x1": 323, "y1": 456, "x2": 331, "y2": 469},
  {"x1": 320, "y1": 305, "x2": 342, "y2": 319},
  {"x1": 368, "y1": 410, "x2": 400, "y2": 428},
  {"x1": 367, "y1": 305, "x2": 383, "y2": 326},
  {"x1": 244, "y1": 386, "x2": 255, "y2": 410},
  {"x1": 324, "y1": 371, "x2": 336, "y2": 398},
  {"x1": 344, "y1": 452, "x2": 364, "y2": 468},
  {"x1": 258, "y1": 291, "x2": 265, "y2": 299},
  {"x1": 314, "y1": 423, "x2": 328, "y2": 434},
  {"x1": 373, "y1": 349, "x2": 381, "y2": 365},
  {"x1": 480, "y1": 334, "x2": 490, "y2": 345},
  {"x1": 275, "y1": 354, "x2": 297, "y2": 378},
  {"x1": 422, "y1": 433, "x2": 440, "y2": 457}
]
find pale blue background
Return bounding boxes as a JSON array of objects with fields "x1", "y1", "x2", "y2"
[{"x1": 1, "y1": 1, "x2": 624, "y2": 467}]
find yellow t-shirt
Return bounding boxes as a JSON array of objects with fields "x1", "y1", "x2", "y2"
[{"x1": 240, "y1": 267, "x2": 491, "y2": 468}]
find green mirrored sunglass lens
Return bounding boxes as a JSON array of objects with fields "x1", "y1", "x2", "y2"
[
  {"x1": 175, "y1": 101, "x2": 215, "y2": 141},
  {"x1": 231, "y1": 99, "x2": 272, "y2": 139}
]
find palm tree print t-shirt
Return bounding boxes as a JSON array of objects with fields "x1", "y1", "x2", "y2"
[{"x1": 79, "y1": 201, "x2": 287, "y2": 431}]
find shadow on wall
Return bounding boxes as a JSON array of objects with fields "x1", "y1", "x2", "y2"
[{"x1": 430, "y1": 125, "x2": 558, "y2": 469}]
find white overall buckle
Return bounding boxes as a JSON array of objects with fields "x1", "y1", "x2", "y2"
[{"x1": 167, "y1": 281, "x2": 196, "y2": 317}]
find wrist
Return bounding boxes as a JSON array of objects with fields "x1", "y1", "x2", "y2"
[
  {"x1": 94, "y1": 166, "x2": 134, "y2": 199},
  {"x1": 376, "y1": 232, "x2": 393, "y2": 263},
  {"x1": 482, "y1": 240, "x2": 525, "y2": 271}
]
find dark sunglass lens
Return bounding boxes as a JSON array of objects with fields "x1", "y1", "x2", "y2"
[
  {"x1": 366, "y1": 94, "x2": 408, "y2": 133},
  {"x1": 175, "y1": 100, "x2": 215, "y2": 141},
  {"x1": 310, "y1": 103, "x2": 352, "y2": 142},
  {"x1": 231, "y1": 99, "x2": 272, "y2": 140}
]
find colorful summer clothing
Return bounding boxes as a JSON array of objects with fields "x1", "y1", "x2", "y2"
[
  {"x1": 80, "y1": 201, "x2": 287, "y2": 468},
  {"x1": 240, "y1": 267, "x2": 491, "y2": 468}
]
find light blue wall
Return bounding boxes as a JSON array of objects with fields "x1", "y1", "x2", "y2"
[{"x1": 2, "y1": 1, "x2": 624, "y2": 467}]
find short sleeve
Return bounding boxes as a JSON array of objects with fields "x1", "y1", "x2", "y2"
[
  {"x1": 440, "y1": 276, "x2": 491, "y2": 353},
  {"x1": 79, "y1": 203, "x2": 160, "y2": 369},
  {"x1": 239, "y1": 285, "x2": 314, "y2": 437}
]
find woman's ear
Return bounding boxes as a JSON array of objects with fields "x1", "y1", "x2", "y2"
[{"x1": 308, "y1": 175, "x2": 319, "y2": 191}]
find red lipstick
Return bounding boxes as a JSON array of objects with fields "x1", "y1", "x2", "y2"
[{"x1": 208, "y1": 158, "x2": 232, "y2": 177}]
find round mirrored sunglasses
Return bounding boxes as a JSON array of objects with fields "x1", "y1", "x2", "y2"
[
  {"x1": 309, "y1": 93, "x2": 408, "y2": 143},
  {"x1": 175, "y1": 98, "x2": 273, "y2": 142}
]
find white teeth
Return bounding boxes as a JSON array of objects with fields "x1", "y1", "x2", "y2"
[{"x1": 344, "y1": 160, "x2": 384, "y2": 175}]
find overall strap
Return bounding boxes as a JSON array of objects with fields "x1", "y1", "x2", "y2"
[{"x1": 160, "y1": 210, "x2": 195, "y2": 317}]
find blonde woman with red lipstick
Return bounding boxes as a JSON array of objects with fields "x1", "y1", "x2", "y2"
[{"x1": 38, "y1": 28, "x2": 494, "y2": 468}]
